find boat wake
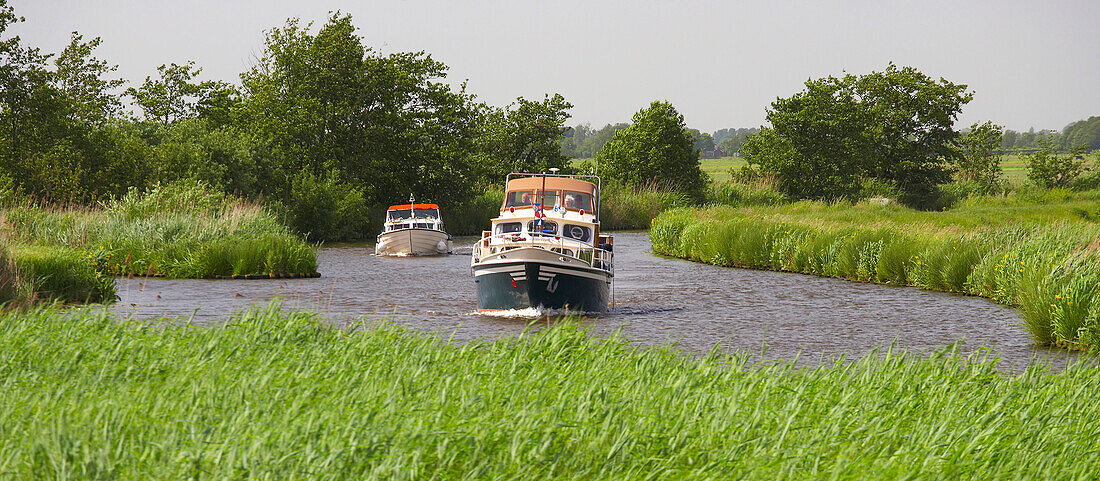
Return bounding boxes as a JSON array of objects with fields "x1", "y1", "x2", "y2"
[{"x1": 472, "y1": 306, "x2": 595, "y2": 318}]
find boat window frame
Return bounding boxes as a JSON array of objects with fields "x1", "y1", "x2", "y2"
[
  {"x1": 562, "y1": 224, "x2": 592, "y2": 242},
  {"x1": 505, "y1": 190, "x2": 535, "y2": 208},
  {"x1": 562, "y1": 191, "x2": 593, "y2": 211},
  {"x1": 494, "y1": 222, "x2": 523, "y2": 235},
  {"x1": 526, "y1": 220, "x2": 558, "y2": 235}
]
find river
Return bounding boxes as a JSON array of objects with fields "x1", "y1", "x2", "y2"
[{"x1": 112, "y1": 232, "x2": 1073, "y2": 371}]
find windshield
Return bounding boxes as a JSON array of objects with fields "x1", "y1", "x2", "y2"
[
  {"x1": 387, "y1": 209, "x2": 412, "y2": 221},
  {"x1": 412, "y1": 208, "x2": 439, "y2": 219}
]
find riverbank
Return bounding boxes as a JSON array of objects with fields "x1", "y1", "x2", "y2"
[
  {"x1": 1, "y1": 303, "x2": 1097, "y2": 478},
  {"x1": 1, "y1": 182, "x2": 317, "y2": 304},
  {"x1": 651, "y1": 190, "x2": 1100, "y2": 351}
]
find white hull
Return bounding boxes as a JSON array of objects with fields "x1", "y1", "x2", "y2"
[{"x1": 376, "y1": 229, "x2": 452, "y2": 256}]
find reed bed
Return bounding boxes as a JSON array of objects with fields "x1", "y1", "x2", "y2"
[
  {"x1": 600, "y1": 182, "x2": 691, "y2": 230},
  {"x1": 652, "y1": 201, "x2": 1100, "y2": 350},
  {"x1": 1, "y1": 182, "x2": 317, "y2": 280},
  {"x1": 2, "y1": 304, "x2": 1099, "y2": 479}
]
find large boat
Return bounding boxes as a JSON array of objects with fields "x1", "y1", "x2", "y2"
[
  {"x1": 375, "y1": 200, "x2": 453, "y2": 256},
  {"x1": 471, "y1": 170, "x2": 614, "y2": 313}
]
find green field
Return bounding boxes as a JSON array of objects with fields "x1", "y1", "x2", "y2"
[
  {"x1": 4, "y1": 303, "x2": 1100, "y2": 479},
  {"x1": 698, "y1": 154, "x2": 1093, "y2": 186}
]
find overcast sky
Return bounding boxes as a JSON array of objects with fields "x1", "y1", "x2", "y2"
[{"x1": 11, "y1": 0, "x2": 1099, "y2": 133}]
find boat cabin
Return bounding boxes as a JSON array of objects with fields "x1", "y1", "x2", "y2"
[{"x1": 384, "y1": 203, "x2": 445, "y2": 232}]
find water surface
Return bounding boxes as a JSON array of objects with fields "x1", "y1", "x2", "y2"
[{"x1": 112, "y1": 232, "x2": 1073, "y2": 371}]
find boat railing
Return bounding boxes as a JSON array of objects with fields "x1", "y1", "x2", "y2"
[{"x1": 472, "y1": 234, "x2": 613, "y2": 273}]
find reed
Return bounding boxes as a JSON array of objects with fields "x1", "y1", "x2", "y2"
[
  {"x1": 0, "y1": 241, "x2": 25, "y2": 305},
  {"x1": 652, "y1": 200, "x2": 1100, "y2": 350},
  {"x1": 9, "y1": 246, "x2": 116, "y2": 303},
  {"x1": 2, "y1": 304, "x2": 1100, "y2": 479},
  {"x1": 1, "y1": 181, "x2": 318, "y2": 279},
  {"x1": 600, "y1": 181, "x2": 691, "y2": 230}
]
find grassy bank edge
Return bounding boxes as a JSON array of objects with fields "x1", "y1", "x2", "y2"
[{"x1": 651, "y1": 206, "x2": 1100, "y2": 351}]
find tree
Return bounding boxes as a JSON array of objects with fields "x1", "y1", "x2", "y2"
[
  {"x1": 576, "y1": 122, "x2": 629, "y2": 158},
  {"x1": 716, "y1": 128, "x2": 757, "y2": 156},
  {"x1": 742, "y1": 64, "x2": 972, "y2": 205},
  {"x1": 597, "y1": 101, "x2": 706, "y2": 200},
  {"x1": 476, "y1": 93, "x2": 573, "y2": 179},
  {"x1": 54, "y1": 32, "x2": 124, "y2": 126},
  {"x1": 126, "y1": 61, "x2": 209, "y2": 125},
  {"x1": 239, "y1": 13, "x2": 482, "y2": 209},
  {"x1": 687, "y1": 129, "x2": 715, "y2": 157},
  {"x1": 1001, "y1": 129, "x2": 1018, "y2": 150},
  {"x1": 956, "y1": 121, "x2": 1004, "y2": 192},
  {"x1": 1061, "y1": 116, "x2": 1100, "y2": 152}
]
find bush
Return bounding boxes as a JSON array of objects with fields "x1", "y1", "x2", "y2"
[
  {"x1": 442, "y1": 189, "x2": 503, "y2": 236},
  {"x1": 1027, "y1": 138, "x2": 1085, "y2": 189}
]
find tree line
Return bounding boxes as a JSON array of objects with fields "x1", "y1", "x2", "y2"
[
  {"x1": 999, "y1": 117, "x2": 1100, "y2": 152},
  {"x1": 0, "y1": 5, "x2": 575, "y2": 241}
]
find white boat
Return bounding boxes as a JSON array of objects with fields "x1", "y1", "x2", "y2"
[
  {"x1": 375, "y1": 201, "x2": 453, "y2": 256},
  {"x1": 470, "y1": 170, "x2": 613, "y2": 312}
]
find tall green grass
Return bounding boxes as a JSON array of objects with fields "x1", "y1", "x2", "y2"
[
  {"x1": 9, "y1": 246, "x2": 115, "y2": 303},
  {"x1": 652, "y1": 202, "x2": 1100, "y2": 350},
  {"x1": 2, "y1": 181, "x2": 317, "y2": 279},
  {"x1": 600, "y1": 182, "x2": 691, "y2": 230},
  {"x1": 3, "y1": 304, "x2": 1100, "y2": 478}
]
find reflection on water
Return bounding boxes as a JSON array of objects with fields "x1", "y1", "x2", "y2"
[{"x1": 112, "y1": 232, "x2": 1075, "y2": 371}]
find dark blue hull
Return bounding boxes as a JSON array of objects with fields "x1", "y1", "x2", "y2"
[{"x1": 474, "y1": 261, "x2": 610, "y2": 313}]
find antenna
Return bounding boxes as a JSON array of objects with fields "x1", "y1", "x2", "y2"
[{"x1": 548, "y1": 167, "x2": 560, "y2": 174}]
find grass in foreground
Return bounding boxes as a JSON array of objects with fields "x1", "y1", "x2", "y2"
[
  {"x1": 2, "y1": 305, "x2": 1099, "y2": 479},
  {"x1": 652, "y1": 191, "x2": 1100, "y2": 350}
]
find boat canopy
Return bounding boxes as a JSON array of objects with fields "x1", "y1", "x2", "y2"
[
  {"x1": 386, "y1": 203, "x2": 441, "y2": 221},
  {"x1": 387, "y1": 203, "x2": 439, "y2": 211},
  {"x1": 502, "y1": 177, "x2": 597, "y2": 212}
]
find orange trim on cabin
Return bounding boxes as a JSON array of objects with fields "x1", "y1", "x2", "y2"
[{"x1": 386, "y1": 203, "x2": 440, "y2": 210}]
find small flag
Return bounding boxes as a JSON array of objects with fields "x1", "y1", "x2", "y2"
[{"x1": 533, "y1": 203, "x2": 544, "y2": 228}]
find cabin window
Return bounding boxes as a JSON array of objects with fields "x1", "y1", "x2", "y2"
[
  {"x1": 505, "y1": 190, "x2": 534, "y2": 207},
  {"x1": 551, "y1": 247, "x2": 574, "y2": 257},
  {"x1": 563, "y1": 192, "x2": 593, "y2": 211},
  {"x1": 563, "y1": 224, "x2": 591, "y2": 242},
  {"x1": 387, "y1": 209, "x2": 412, "y2": 221},
  {"x1": 415, "y1": 223, "x2": 428, "y2": 229},
  {"x1": 412, "y1": 208, "x2": 439, "y2": 219},
  {"x1": 495, "y1": 222, "x2": 522, "y2": 234},
  {"x1": 526, "y1": 220, "x2": 557, "y2": 235}
]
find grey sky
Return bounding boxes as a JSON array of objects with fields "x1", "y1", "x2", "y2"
[{"x1": 12, "y1": 0, "x2": 1100, "y2": 133}]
